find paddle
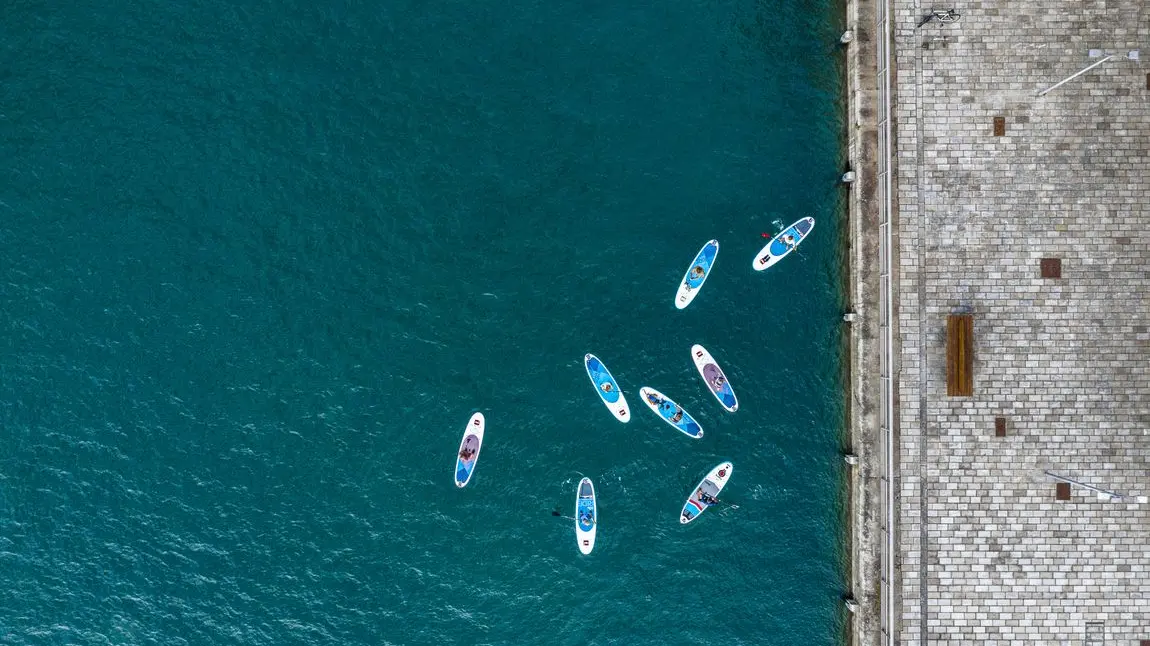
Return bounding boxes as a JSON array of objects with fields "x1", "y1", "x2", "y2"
[
  {"x1": 551, "y1": 510, "x2": 577, "y2": 521},
  {"x1": 716, "y1": 500, "x2": 739, "y2": 511},
  {"x1": 703, "y1": 497, "x2": 739, "y2": 511},
  {"x1": 633, "y1": 563, "x2": 656, "y2": 600}
]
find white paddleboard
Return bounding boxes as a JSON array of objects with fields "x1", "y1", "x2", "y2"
[
  {"x1": 752, "y1": 217, "x2": 815, "y2": 271},
  {"x1": 691, "y1": 344, "x2": 738, "y2": 412},
  {"x1": 680, "y1": 462, "x2": 733, "y2": 524},
  {"x1": 584, "y1": 354, "x2": 630, "y2": 423},
  {"x1": 454, "y1": 412, "x2": 485, "y2": 488},
  {"x1": 674, "y1": 240, "x2": 719, "y2": 309},
  {"x1": 575, "y1": 477, "x2": 596, "y2": 554}
]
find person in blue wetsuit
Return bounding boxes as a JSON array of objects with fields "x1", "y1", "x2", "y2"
[{"x1": 659, "y1": 400, "x2": 682, "y2": 422}]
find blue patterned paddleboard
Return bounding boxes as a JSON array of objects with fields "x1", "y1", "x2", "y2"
[
  {"x1": 584, "y1": 354, "x2": 630, "y2": 423},
  {"x1": 638, "y1": 387, "x2": 703, "y2": 439},
  {"x1": 752, "y1": 217, "x2": 815, "y2": 271},
  {"x1": 675, "y1": 240, "x2": 719, "y2": 309},
  {"x1": 575, "y1": 478, "x2": 596, "y2": 555}
]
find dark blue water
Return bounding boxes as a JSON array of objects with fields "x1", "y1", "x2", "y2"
[{"x1": 1, "y1": 0, "x2": 847, "y2": 643}]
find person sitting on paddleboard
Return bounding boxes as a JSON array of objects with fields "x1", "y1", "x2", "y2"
[
  {"x1": 601, "y1": 382, "x2": 613, "y2": 393},
  {"x1": 784, "y1": 234, "x2": 796, "y2": 249},
  {"x1": 700, "y1": 492, "x2": 717, "y2": 506},
  {"x1": 690, "y1": 265, "x2": 705, "y2": 280},
  {"x1": 670, "y1": 408, "x2": 684, "y2": 423}
]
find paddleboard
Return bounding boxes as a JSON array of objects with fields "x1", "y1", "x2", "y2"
[
  {"x1": 638, "y1": 387, "x2": 703, "y2": 439},
  {"x1": 752, "y1": 217, "x2": 815, "y2": 271},
  {"x1": 690, "y1": 344, "x2": 738, "y2": 412},
  {"x1": 584, "y1": 354, "x2": 630, "y2": 423},
  {"x1": 454, "y1": 412, "x2": 485, "y2": 488},
  {"x1": 575, "y1": 477, "x2": 596, "y2": 555},
  {"x1": 674, "y1": 240, "x2": 719, "y2": 309},
  {"x1": 680, "y1": 462, "x2": 733, "y2": 524}
]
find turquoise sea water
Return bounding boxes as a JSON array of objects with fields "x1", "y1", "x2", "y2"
[{"x1": 1, "y1": 0, "x2": 847, "y2": 644}]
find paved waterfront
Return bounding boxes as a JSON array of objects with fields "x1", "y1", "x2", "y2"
[{"x1": 890, "y1": 0, "x2": 1150, "y2": 644}]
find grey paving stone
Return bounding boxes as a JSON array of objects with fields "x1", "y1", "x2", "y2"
[{"x1": 891, "y1": 0, "x2": 1150, "y2": 643}]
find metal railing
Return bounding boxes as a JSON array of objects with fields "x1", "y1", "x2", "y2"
[{"x1": 875, "y1": 0, "x2": 896, "y2": 641}]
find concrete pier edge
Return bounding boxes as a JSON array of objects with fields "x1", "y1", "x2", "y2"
[{"x1": 843, "y1": 0, "x2": 884, "y2": 641}]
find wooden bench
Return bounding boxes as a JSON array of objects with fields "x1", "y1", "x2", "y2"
[{"x1": 946, "y1": 314, "x2": 974, "y2": 396}]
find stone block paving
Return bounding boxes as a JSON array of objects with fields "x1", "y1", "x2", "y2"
[{"x1": 892, "y1": 0, "x2": 1149, "y2": 644}]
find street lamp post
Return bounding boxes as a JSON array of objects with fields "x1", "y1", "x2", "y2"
[
  {"x1": 1036, "y1": 55, "x2": 1115, "y2": 96},
  {"x1": 1044, "y1": 470, "x2": 1149, "y2": 503}
]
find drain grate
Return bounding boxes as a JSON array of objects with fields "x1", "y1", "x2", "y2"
[
  {"x1": 1084, "y1": 621, "x2": 1105, "y2": 646},
  {"x1": 1056, "y1": 482, "x2": 1072, "y2": 500}
]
